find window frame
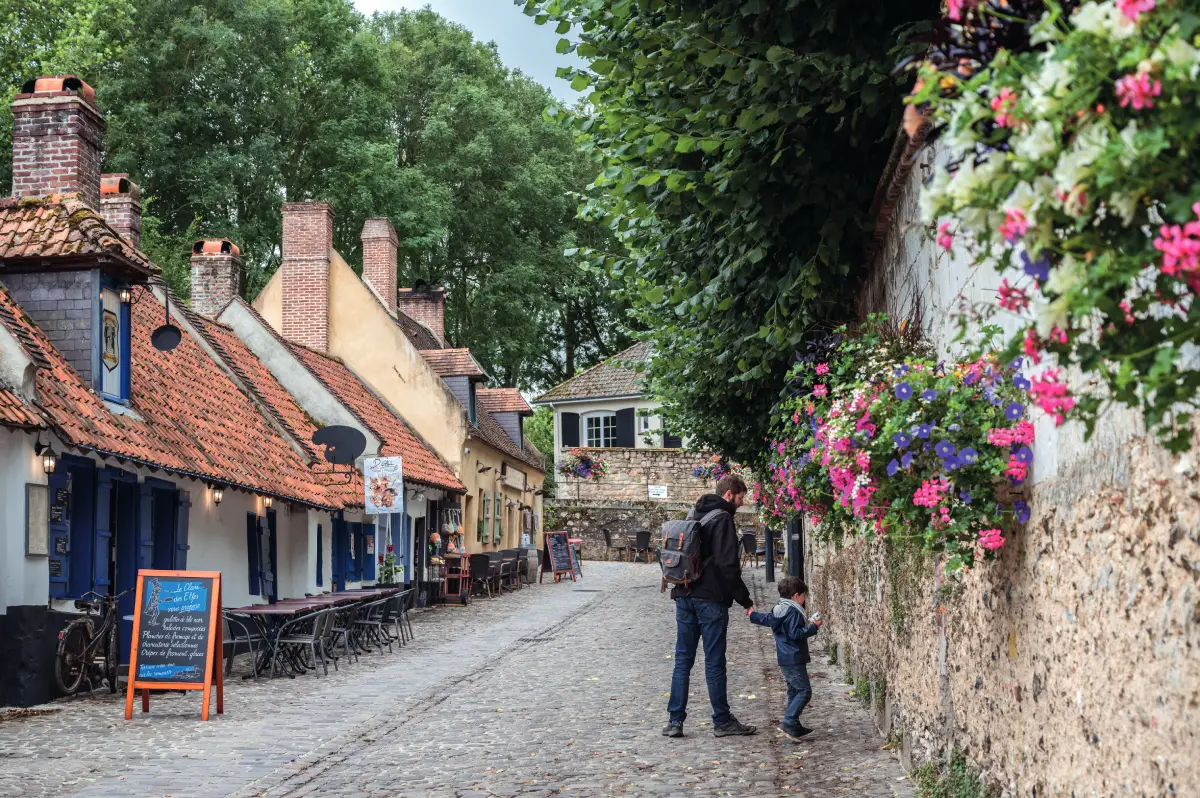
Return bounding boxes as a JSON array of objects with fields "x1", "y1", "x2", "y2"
[{"x1": 583, "y1": 412, "x2": 617, "y2": 448}]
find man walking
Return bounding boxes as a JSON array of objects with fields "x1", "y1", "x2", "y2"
[{"x1": 663, "y1": 475, "x2": 757, "y2": 738}]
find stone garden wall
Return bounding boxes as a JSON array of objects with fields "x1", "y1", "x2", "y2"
[{"x1": 808, "y1": 139, "x2": 1200, "y2": 795}]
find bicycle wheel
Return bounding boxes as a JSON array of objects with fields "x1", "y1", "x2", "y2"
[
  {"x1": 54, "y1": 622, "x2": 90, "y2": 695},
  {"x1": 105, "y1": 622, "x2": 119, "y2": 694}
]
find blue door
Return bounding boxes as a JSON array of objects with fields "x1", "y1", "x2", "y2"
[
  {"x1": 113, "y1": 476, "x2": 139, "y2": 663},
  {"x1": 92, "y1": 469, "x2": 113, "y2": 596},
  {"x1": 331, "y1": 514, "x2": 346, "y2": 591},
  {"x1": 47, "y1": 469, "x2": 72, "y2": 599}
]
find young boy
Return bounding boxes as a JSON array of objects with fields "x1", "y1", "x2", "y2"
[{"x1": 747, "y1": 576, "x2": 822, "y2": 741}]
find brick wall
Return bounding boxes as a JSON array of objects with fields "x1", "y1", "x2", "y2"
[
  {"x1": 281, "y1": 202, "x2": 333, "y2": 351},
  {"x1": 99, "y1": 174, "x2": 141, "y2": 249},
  {"x1": 361, "y1": 218, "x2": 398, "y2": 315},
  {"x1": 397, "y1": 287, "x2": 445, "y2": 345},
  {"x1": 3, "y1": 270, "x2": 95, "y2": 382},
  {"x1": 11, "y1": 92, "x2": 104, "y2": 209},
  {"x1": 190, "y1": 246, "x2": 243, "y2": 319}
]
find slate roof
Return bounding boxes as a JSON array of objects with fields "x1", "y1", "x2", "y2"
[
  {"x1": 290, "y1": 344, "x2": 465, "y2": 494},
  {"x1": 0, "y1": 282, "x2": 335, "y2": 507},
  {"x1": 534, "y1": 341, "x2": 650, "y2": 403},
  {"x1": 477, "y1": 387, "x2": 532, "y2": 415},
  {"x1": 0, "y1": 194, "x2": 156, "y2": 275},
  {"x1": 420, "y1": 348, "x2": 487, "y2": 380},
  {"x1": 396, "y1": 312, "x2": 442, "y2": 350}
]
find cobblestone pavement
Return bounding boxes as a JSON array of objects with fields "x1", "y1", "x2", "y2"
[{"x1": 0, "y1": 563, "x2": 911, "y2": 797}]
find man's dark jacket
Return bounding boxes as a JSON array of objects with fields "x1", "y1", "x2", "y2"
[{"x1": 669, "y1": 494, "x2": 752, "y2": 609}]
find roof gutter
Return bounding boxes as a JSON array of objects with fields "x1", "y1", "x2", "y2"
[{"x1": 530, "y1": 392, "x2": 644, "y2": 407}]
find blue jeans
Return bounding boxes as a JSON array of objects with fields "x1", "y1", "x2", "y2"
[
  {"x1": 667, "y1": 597, "x2": 730, "y2": 726},
  {"x1": 780, "y1": 663, "x2": 812, "y2": 726}
]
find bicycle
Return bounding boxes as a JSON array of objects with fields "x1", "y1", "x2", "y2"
[{"x1": 54, "y1": 590, "x2": 131, "y2": 696}]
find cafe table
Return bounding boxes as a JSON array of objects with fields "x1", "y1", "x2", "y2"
[{"x1": 226, "y1": 602, "x2": 323, "y2": 677}]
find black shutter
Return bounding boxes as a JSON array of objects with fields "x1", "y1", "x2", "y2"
[
  {"x1": 663, "y1": 430, "x2": 683, "y2": 449},
  {"x1": 246, "y1": 513, "x2": 260, "y2": 596},
  {"x1": 616, "y1": 408, "x2": 636, "y2": 448},
  {"x1": 561, "y1": 412, "x2": 580, "y2": 447}
]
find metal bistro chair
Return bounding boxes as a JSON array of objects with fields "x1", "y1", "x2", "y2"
[
  {"x1": 486, "y1": 551, "x2": 510, "y2": 594},
  {"x1": 602, "y1": 528, "x2": 628, "y2": 561},
  {"x1": 275, "y1": 608, "x2": 336, "y2": 677},
  {"x1": 392, "y1": 589, "x2": 415, "y2": 645},
  {"x1": 630, "y1": 529, "x2": 653, "y2": 563},
  {"x1": 223, "y1": 612, "x2": 267, "y2": 680},
  {"x1": 469, "y1": 553, "x2": 493, "y2": 599},
  {"x1": 354, "y1": 597, "x2": 397, "y2": 654},
  {"x1": 740, "y1": 531, "x2": 762, "y2": 568},
  {"x1": 501, "y1": 549, "x2": 522, "y2": 591},
  {"x1": 330, "y1": 603, "x2": 361, "y2": 665}
]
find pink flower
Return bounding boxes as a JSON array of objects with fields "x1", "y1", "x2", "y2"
[
  {"x1": 937, "y1": 222, "x2": 954, "y2": 251},
  {"x1": 1154, "y1": 203, "x2": 1200, "y2": 280},
  {"x1": 1005, "y1": 455, "x2": 1028, "y2": 484},
  {"x1": 1022, "y1": 327, "x2": 1043, "y2": 365},
  {"x1": 792, "y1": 411, "x2": 801, "y2": 425},
  {"x1": 812, "y1": 384, "x2": 828, "y2": 397},
  {"x1": 855, "y1": 451, "x2": 871, "y2": 469},
  {"x1": 1011, "y1": 420, "x2": 1036, "y2": 445},
  {"x1": 948, "y1": 0, "x2": 965, "y2": 21},
  {"x1": 1116, "y1": 0, "x2": 1155, "y2": 22},
  {"x1": 998, "y1": 208, "x2": 1028, "y2": 242},
  {"x1": 1029, "y1": 368, "x2": 1076, "y2": 426},
  {"x1": 815, "y1": 362, "x2": 829, "y2": 375},
  {"x1": 997, "y1": 279, "x2": 1030, "y2": 312},
  {"x1": 990, "y1": 87, "x2": 1019, "y2": 128},
  {"x1": 913, "y1": 478, "x2": 950, "y2": 508},
  {"x1": 1048, "y1": 326, "x2": 1068, "y2": 345},
  {"x1": 1115, "y1": 71, "x2": 1161, "y2": 110},
  {"x1": 978, "y1": 528, "x2": 1006, "y2": 551},
  {"x1": 1119, "y1": 300, "x2": 1135, "y2": 324}
]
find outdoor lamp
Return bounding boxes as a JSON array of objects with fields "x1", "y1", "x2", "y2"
[
  {"x1": 34, "y1": 435, "x2": 57, "y2": 474},
  {"x1": 119, "y1": 286, "x2": 133, "y2": 304},
  {"x1": 263, "y1": 496, "x2": 273, "y2": 509},
  {"x1": 212, "y1": 485, "x2": 224, "y2": 505}
]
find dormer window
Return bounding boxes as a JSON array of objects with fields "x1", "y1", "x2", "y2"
[
  {"x1": 468, "y1": 381, "x2": 478, "y2": 425},
  {"x1": 98, "y1": 276, "x2": 131, "y2": 403}
]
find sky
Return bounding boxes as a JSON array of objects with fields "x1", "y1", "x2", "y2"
[{"x1": 351, "y1": 0, "x2": 584, "y2": 103}]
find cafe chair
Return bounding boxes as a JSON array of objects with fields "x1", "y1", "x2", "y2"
[
  {"x1": 222, "y1": 611, "x2": 266, "y2": 680},
  {"x1": 276, "y1": 608, "x2": 336, "y2": 677},
  {"x1": 740, "y1": 532, "x2": 760, "y2": 568},
  {"x1": 330, "y1": 605, "x2": 360, "y2": 665},
  {"x1": 602, "y1": 528, "x2": 628, "y2": 562},
  {"x1": 501, "y1": 550, "x2": 522, "y2": 591},
  {"x1": 630, "y1": 529, "x2": 653, "y2": 563},
  {"x1": 392, "y1": 589, "x2": 415, "y2": 645},
  {"x1": 469, "y1": 554, "x2": 493, "y2": 599},
  {"x1": 354, "y1": 597, "x2": 397, "y2": 654}
]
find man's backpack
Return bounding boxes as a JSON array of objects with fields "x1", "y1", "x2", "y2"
[{"x1": 659, "y1": 509, "x2": 726, "y2": 592}]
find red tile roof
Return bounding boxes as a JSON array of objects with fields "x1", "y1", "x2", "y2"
[
  {"x1": 0, "y1": 194, "x2": 155, "y2": 275},
  {"x1": 419, "y1": 348, "x2": 487, "y2": 379},
  {"x1": 0, "y1": 386, "x2": 45, "y2": 428},
  {"x1": 0, "y1": 282, "x2": 335, "y2": 507},
  {"x1": 289, "y1": 345, "x2": 465, "y2": 494},
  {"x1": 477, "y1": 387, "x2": 532, "y2": 415}
]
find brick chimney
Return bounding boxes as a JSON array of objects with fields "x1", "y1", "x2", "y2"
[
  {"x1": 100, "y1": 174, "x2": 141, "y2": 249},
  {"x1": 11, "y1": 76, "x2": 104, "y2": 209},
  {"x1": 397, "y1": 284, "x2": 446, "y2": 346},
  {"x1": 190, "y1": 239, "x2": 243, "y2": 319},
  {"x1": 360, "y1": 218, "x2": 398, "y2": 315},
  {"x1": 281, "y1": 201, "x2": 333, "y2": 351}
]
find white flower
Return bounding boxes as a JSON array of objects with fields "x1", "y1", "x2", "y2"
[
  {"x1": 1118, "y1": 121, "x2": 1140, "y2": 167},
  {"x1": 1036, "y1": 296, "x2": 1072, "y2": 337},
  {"x1": 1013, "y1": 119, "x2": 1060, "y2": 164},
  {"x1": 947, "y1": 158, "x2": 980, "y2": 208},
  {"x1": 920, "y1": 166, "x2": 951, "y2": 224},
  {"x1": 1072, "y1": 2, "x2": 1135, "y2": 40},
  {"x1": 1030, "y1": 9, "x2": 1061, "y2": 46},
  {"x1": 1045, "y1": 254, "x2": 1086, "y2": 296},
  {"x1": 1053, "y1": 123, "x2": 1109, "y2": 193},
  {"x1": 1108, "y1": 192, "x2": 1141, "y2": 226},
  {"x1": 1161, "y1": 36, "x2": 1200, "y2": 80}
]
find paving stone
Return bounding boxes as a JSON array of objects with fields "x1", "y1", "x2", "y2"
[{"x1": 0, "y1": 564, "x2": 910, "y2": 797}]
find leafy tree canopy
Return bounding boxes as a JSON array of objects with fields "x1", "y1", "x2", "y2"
[{"x1": 525, "y1": 0, "x2": 936, "y2": 462}]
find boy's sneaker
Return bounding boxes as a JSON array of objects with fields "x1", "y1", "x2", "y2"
[
  {"x1": 797, "y1": 724, "x2": 814, "y2": 738},
  {"x1": 662, "y1": 722, "x2": 683, "y2": 738},
  {"x1": 713, "y1": 717, "x2": 757, "y2": 737},
  {"x1": 777, "y1": 722, "x2": 803, "y2": 742}
]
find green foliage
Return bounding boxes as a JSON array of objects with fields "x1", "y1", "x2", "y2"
[
  {"x1": 853, "y1": 674, "x2": 871, "y2": 705},
  {"x1": 914, "y1": 749, "x2": 998, "y2": 798},
  {"x1": 827, "y1": 644, "x2": 838, "y2": 665},
  {"x1": 913, "y1": 2, "x2": 1200, "y2": 451},
  {"x1": 526, "y1": 406, "x2": 557, "y2": 492},
  {"x1": 525, "y1": 0, "x2": 938, "y2": 461}
]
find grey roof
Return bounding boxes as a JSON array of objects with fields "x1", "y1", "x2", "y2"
[{"x1": 534, "y1": 342, "x2": 650, "y2": 403}]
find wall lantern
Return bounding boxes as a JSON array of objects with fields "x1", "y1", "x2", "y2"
[
  {"x1": 263, "y1": 496, "x2": 273, "y2": 509},
  {"x1": 119, "y1": 286, "x2": 133, "y2": 304},
  {"x1": 212, "y1": 485, "x2": 224, "y2": 505},
  {"x1": 33, "y1": 435, "x2": 57, "y2": 474}
]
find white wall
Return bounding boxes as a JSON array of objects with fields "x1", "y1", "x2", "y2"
[
  {"x1": 550, "y1": 398, "x2": 679, "y2": 460},
  {"x1": 0, "y1": 430, "x2": 48, "y2": 610}
]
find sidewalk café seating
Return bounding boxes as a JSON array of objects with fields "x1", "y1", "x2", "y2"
[
  {"x1": 274, "y1": 607, "x2": 337, "y2": 677},
  {"x1": 486, "y1": 551, "x2": 510, "y2": 593},
  {"x1": 469, "y1": 553, "x2": 493, "y2": 599},
  {"x1": 630, "y1": 529, "x2": 653, "y2": 563},
  {"x1": 330, "y1": 603, "x2": 361, "y2": 665},
  {"x1": 353, "y1": 596, "x2": 397, "y2": 654},
  {"x1": 223, "y1": 611, "x2": 266, "y2": 680},
  {"x1": 740, "y1": 531, "x2": 765, "y2": 568},
  {"x1": 603, "y1": 528, "x2": 628, "y2": 561},
  {"x1": 516, "y1": 549, "x2": 532, "y2": 584},
  {"x1": 500, "y1": 549, "x2": 522, "y2": 591}
]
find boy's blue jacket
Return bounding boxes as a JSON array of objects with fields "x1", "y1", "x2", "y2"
[{"x1": 750, "y1": 598, "x2": 819, "y2": 665}]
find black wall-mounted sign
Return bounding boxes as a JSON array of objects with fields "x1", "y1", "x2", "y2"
[
  {"x1": 48, "y1": 559, "x2": 62, "y2": 578},
  {"x1": 54, "y1": 537, "x2": 68, "y2": 556}
]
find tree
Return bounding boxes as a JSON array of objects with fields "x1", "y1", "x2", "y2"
[
  {"x1": 525, "y1": 405, "x2": 556, "y2": 492},
  {"x1": 526, "y1": 0, "x2": 936, "y2": 462}
]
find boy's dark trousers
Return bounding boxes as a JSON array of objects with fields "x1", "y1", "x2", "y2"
[{"x1": 779, "y1": 663, "x2": 812, "y2": 726}]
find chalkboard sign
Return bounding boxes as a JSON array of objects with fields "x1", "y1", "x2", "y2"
[
  {"x1": 49, "y1": 504, "x2": 66, "y2": 524},
  {"x1": 48, "y1": 559, "x2": 62, "y2": 577},
  {"x1": 125, "y1": 570, "x2": 224, "y2": 721},
  {"x1": 539, "y1": 532, "x2": 577, "y2": 583}
]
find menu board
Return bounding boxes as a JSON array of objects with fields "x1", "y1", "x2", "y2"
[
  {"x1": 125, "y1": 570, "x2": 224, "y2": 721},
  {"x1": 539, "y1": 531, "x2": 577, "y2": 583}
]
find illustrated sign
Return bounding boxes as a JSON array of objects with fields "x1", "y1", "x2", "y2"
[
  {"x1": 502, "y1": 464, "x2": 527, "y2": 491},
  {"x1": 125, "y1": 570, "x2": 224, "y2": 721},
  {"x1": 102, "y1": 308, "x2": 120, "y2": 370},
  {"x1": 647, "y1": 485, "x2": 668, "y2": 499},
  {"x1": 364, "y1": 456, "x2": 403, "y2": 514},
  {"x1": 539, "y1": 531, "x2": 577, "y2": 583}
]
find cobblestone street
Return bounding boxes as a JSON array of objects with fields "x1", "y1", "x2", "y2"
[{"x1": 0, "y1": 563, "x2": 911, "y2": 797}]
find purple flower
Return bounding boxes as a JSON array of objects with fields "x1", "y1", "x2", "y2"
[
  {"x1": 1012, "y1": 375, "x2": 1031, "y2": 392},
  {"x1": 887, "y1": 459, "x2": 901, "y2": 477},
  {"x1": 1014, "y1": 445, "x2": 1033, "y2": 464},
  {"x1": 959, "y1": 447, "x2": 978, "y2": 465},
  {"x1": 894, "y1": 365, "x2": 910, "y2": 377},
  {"x1": 942, "y1": 455, "x2": 960, "y2": 471},
  {"x1": 989, "y1": 394, "x2": 1004, "y2": 406},
  {"x1": 1013, "y1": 500, "x2": 1031, "y2": 524},
  {"x1": 1005, "y1": 402, "x2": 1025, "y2": 421},
  {"x1": 934, "y1": 439, "x2": 957, "y2": 459},
  {"x1": 935, "y1": 361, "x2": 946, "y2": 376},
  {"x1": 921, "y1": 389, "x2": 938, "y2": 401},
  {"x1": 964, "y1": 371, "x2": 981, "y2": 386},
  {"x1": 895, "y1": 382, "x2": 913, "y2": 400},
  {"x1": 959, "y1": 489, "x2": 972, "y2": 504},
  {"x1": 915, "y1": 424, "x2": 932, "y2": 439},
  {"x1": 1021, "y1": 251, "x2": 1051, "y2": 282},
  {"x1": 948, "y1": 423, "x2": 961, "y2": 432},
  {"x1": 1009, "y1": 357, "x2": 1024, "y2": 371},
  {"x1": 923, "y1": 442, "x2": 933, "y2": 452},
  {"x1": 893, "y1": 432, "x2": 913, "y2": 449},
  {"x1": 901, "y1": 452, "x2": 913, "y2": 468}
]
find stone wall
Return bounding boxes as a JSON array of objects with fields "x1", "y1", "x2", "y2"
[
  {"x1": 810, "y1": 139, "x2": 1200, "y2": 794},
  {"x1": 546, "y1": 500, "x2": 760, "y2": 561},
  {"x1": 556, "y1": 447, "x2": 754, "y2": 506}
]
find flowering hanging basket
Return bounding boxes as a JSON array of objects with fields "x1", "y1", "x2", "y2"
[
  {"x1": 558, "y1": 448, "x2": 608, "y2": 481},
  {"x1": 692, "y1": 457, "x2": 748, "y2": 481}
]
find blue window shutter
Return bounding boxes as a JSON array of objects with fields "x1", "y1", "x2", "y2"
[
  {"x1": 348, "y1": 522, "x2": 362, "y2": 581},
  {"x1": 362, "y1": 523, "x2": 376, "y2": 581},
  {"x1": 137, "y1": 483, "x2": 155, "y2": 570},
  {"x1": 261, "y1": 514, "x2": 277, "y2": 602},
  {"x1": 316, "y1": 524, "x2": 324, "y2": 587},
  {"x1": 120, "y1": 298, "x2": 131, "y2": 401},
  {"x1": 246, "y1": 513, "x2": 260, "y2": 596},
  {"x1": 331, "y1": 515, "x2": 344, "y2": 590},
  {"x1": 174, "y1": 490, "x2": 191, "y2": 570},
  {"x1": 90, "y1": 468, "x2": 112, "y2": 596}
]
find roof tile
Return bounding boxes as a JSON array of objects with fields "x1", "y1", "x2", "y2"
[
  {"x1": 419, "y1": 348, "x2": 487, "y2": 379},
  {"x1": 477, "y1": 387, "x2": 532, "y2": 415},
  {"x1": 535, "y1": 342, "x2": 650, "y2": 402},
  {"x1": 0, "y1": 195, "x2": 156, "y2": 274}
]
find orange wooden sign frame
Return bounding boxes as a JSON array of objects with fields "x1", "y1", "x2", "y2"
[
  {"x1": 538, "y1": 531, "x2": 577, "y2": 583},
  {"x1": 124, "y1": 569, "x2": 224, "y2": 721}
]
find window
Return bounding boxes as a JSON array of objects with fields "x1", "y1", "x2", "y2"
[
  {"x1": 638, "y1": 414, "x2": 654, "y2": 434},
  {"x1": 468, "y1": 382, "x2": 478, "y2": 425},
  {"x1": 585, "y1": 413, "x2": 617, "y2": 448},
  {"x1": 97, "y1": 277, "x2": 131, "y2": 403}
]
